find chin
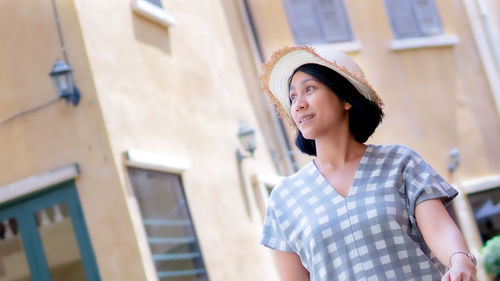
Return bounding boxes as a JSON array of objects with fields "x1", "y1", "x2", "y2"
[{"x1": 300, "y1": 131, "x2": 316, "y2": 140}]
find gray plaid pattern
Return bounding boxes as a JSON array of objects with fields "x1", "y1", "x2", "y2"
[{"x1": 261, "y1": 144, "x2": 458, "y2": 281}]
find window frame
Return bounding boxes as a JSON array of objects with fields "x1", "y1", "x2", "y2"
[
  {"x1": 143, "y1": 0, "x2": 162, "y2": 8},
  {"x1": 389, "y1": 34, "x2": 459, "y2": 51},
  {"x1": 462, "y1": 174, "x2": 500, "y2": 195},
  {"x1": 130, "y1": 0, "x2": 176, "y2": 27},
  {"x1": 0, "y1": 180, "x2": 101, "y2": 281},
  {"x1": 383, "y1": 0, "x2": 443, "y2": 39},
  {"x1": 251, "y1": 173, "x2": 284, "y2": 219},
  {"x1": 281, "y1": 0, "x2": 356, "y2": 46},
  {"x1": 383, "y1": 0, "x2": 459, "y2": 51},
  {"x1": 448, "y1": 174, "x2": 500, "y2": 263},
  {"x1": 124, "y1": 150, "x2": 210, "y2": 281},
  {"x1": 0, "y1": 163, "x2": 79, "y2": 206},
  {"x1": 466, "y1": 184, "x2": 500, "y2": 243}
]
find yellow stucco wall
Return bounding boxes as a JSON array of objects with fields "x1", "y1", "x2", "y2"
[
  {"x1": 219, "y1": 0, "x2": 298, "y2": 175},
  {"x1": 1, "y1": 0, "x2": 281, "y2": 281},
  {"x1": 71, "y1": 0, "x2": 280, "y2": 280},
  {"x1": 3, "y1": 0, "x2": 498, "y2": 280},
  {"x1": 246, "y1": 0, "x2": 500, "y2": 180},
  {"x1": 0, "y1": 0, "x2": 151, "y2": 280}
]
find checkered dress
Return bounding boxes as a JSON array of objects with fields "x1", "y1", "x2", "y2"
[{"x1": 261, "y1": 144, "x2": 458, "y2": 281}]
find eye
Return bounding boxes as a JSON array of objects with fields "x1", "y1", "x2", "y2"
[
  {"x1": 306, "y1": 85, "x2": 315, "y2": 93},
  {"x1": 289, "y1": 93, "x2": 297, "y2": 102}
]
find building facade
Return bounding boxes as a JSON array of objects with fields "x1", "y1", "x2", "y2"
[
  {"x1": 0, "y1": 0, "x2": 283, "y2": 281},
  {"x1": 1, "y1": 0, "x2": 499, "y2": 280}
]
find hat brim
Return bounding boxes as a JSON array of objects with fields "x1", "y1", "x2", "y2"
[{"x1": 261, "y1": 46, "x2": 382, "y2": 127}]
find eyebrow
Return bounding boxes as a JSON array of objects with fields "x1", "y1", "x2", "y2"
[{"x1": 289, "y1": 78, "x2": 317, "y2": 92}]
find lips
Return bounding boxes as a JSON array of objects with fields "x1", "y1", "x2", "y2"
[{"x1": 298, "y1": 114, "x2": 314, "y2": 124}]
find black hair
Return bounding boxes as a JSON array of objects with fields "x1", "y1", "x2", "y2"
[{"x1": 288, "y1": 63, "x2": 384, "y2": 156}]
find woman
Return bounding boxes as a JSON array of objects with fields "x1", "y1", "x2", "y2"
[{"x1": 260, "y1": 46, "x2": 477, "y2": 281}]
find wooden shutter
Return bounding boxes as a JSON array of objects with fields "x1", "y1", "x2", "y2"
[
  {"x1": 384, "y1": 0, "x2": 420, "y2": 39},
  {"x1": 313, "y1": 0, "x2": 353, "y2": 43},
  {"x1": 282, "y1": 0, "x2": 322, "y2": 45},
  {"x1": 411, "y1": 0, "x2": 443, "y2": 36}
]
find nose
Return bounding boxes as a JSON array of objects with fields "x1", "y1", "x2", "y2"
[{"x1": 293, "y1": 94, "x2": 307, "y2": 111}]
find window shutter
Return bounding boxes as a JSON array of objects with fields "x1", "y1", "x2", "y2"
[
  {"x1": 411, "y1": 0, "x2": 443, "y2": 36},
  {"x1": 144, "y1": 0, "x2": 162, "y2": 8},
  {"x1": 384, "y1": 0, "x2": 420, "y2": 39},
  {"x1": 313, "y1": 0, "x2": 353, "y2": 43},
  {"x1": 282, "y1": 0, "x2": 323, "y2": 45},
  {"x1": 128, "y1": 168, "x2": 210, "y2": 281}
]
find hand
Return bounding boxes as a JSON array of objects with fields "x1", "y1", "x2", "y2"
[{"x1": 441, "y1": 263, "x2": 477, "y2": 281}]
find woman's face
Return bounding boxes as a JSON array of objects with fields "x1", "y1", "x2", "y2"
[{"x1": 289, "y1": 71, "x2": 350, "y2": 140}]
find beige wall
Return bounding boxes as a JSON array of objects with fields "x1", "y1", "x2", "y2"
[
  {"x1": 246, "y1": 0, "x2": 500, "y2": 180},
  {"x1": 0, "y1": 0, "x2": 149, "y2": 280},
  {"x1": 0, "y1": 1, "x2": 150, "y2": 280},
  {"x1": 72, "y1": 0, "x2": 280, "y2": 280},
  {"x1": 4, "y1": 0, "x2": 497, "y2": 280},
  {"x1": 1, "y1": 0, "x2": 282, "y2": 281},
  {"x1": 220, "y1": 0, "x2": 297, "y2": 175}
]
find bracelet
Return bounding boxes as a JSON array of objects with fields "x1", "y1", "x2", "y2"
[{"x1": 448, "y1": 251, "x2": 477, "y2": 268}]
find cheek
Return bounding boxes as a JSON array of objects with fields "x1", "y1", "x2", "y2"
[
  {"x1": 319, "y1": 105, "x2": 346, "y2": 123},
  {"x1": 291, "y1": 111, "x2": 300, "y2": 125},
  {"x1": 290, "y1": 103, "x2": 299, "y2": 119}
]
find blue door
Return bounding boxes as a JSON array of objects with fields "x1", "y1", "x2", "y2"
[{"x1": 0, "y1": 180, "x2": 100, "y2": 281}]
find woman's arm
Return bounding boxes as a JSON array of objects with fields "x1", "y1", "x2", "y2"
[
  {"x1": 274, "y1": 250, "x2": 310, "y2": 281},
  {"x1": 415, "y1": 198, "x2": 477, "y2": 281}
]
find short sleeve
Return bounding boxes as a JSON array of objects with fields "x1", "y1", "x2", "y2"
[
  {"x1": 403, "y1": 148, "x2": 458, "y2": 219},
  {"x1": 261, "y1": 203, "x2": 294, "y2": 252}
]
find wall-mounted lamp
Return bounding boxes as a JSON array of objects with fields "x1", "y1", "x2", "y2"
[
  {"x1": 49, "y1": 59, "x2": 80, "y2": 106},
  {"x1": 236, "y1": 123, "x2": 256, "y2": 162},
  {"x1": 448, "y1": 147, "x2": 460, "y2": 173}
]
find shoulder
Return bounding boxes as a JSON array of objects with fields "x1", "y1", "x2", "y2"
[
  {"x1": 368, "y1": 143, "x2": 413, "y2": 154},
  {"x1": 268, "y1": 161, "x2": 314, "y2": 206},
  {"x1": 366, "y1": 143, "x2": 416, "y2": 159},
  {"x1": 365, "y1": 144, "x2": 423, "y2": 168}
]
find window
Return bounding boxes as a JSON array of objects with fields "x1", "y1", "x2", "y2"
[
  {"x1": 143, "y1": 0, "x2": 162, "y2": 8},
  {"x1": 251, "y1": 174, "x2": 284, "y2": 218},
  {"x1": 0, "y1": 181, "x2": 101, "y2": 281},
  {"x1": 468, "y1": 187, "x2": 500, "y2": 243},
  {"x1": 128, "y1": 168, "x2": 209, "y2": 281},
  {"x1": 281, "y1": 0, "x2": 354, "y2": 45},
  {"x1": 384, "y1": 0, "x2": 443, "y2": 39},
  {"x1": 131, "y1": 0, "x2": 176, "y2": 27}
]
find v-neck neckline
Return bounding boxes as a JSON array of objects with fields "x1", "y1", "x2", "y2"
[{"x1": 310, "y1": 144, "x2": 372, "y2": 200}]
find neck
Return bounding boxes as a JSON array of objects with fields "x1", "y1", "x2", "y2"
[{"x1": 314, "y1": 128, "x2": 365, "y2": 169}]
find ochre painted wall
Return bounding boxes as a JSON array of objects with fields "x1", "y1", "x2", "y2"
[
  {"x1": 4, "y1": 0, "x2": 498, "y2": 280},
  {"x1": 1, "y1": 0, "x2": 282, "y2": 281},
  {"x1": 0, "y1": 0, "x2": 148, "y2": 280},
  {"x1": 71, "y1": 0, "x2": 280, "y2": 280}
]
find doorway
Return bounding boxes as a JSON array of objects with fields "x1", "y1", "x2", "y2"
[{"x1": 0, "y1": 181, "x2": 100, "y2": 281}]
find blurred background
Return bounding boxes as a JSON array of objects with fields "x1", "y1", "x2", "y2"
[{"x1": 0, "y1": 0, "x2": 499, "y2": 280}]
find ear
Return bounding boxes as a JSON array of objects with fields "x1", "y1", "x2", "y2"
[{"x1": 344, "y1": 102, "x2": 352, "y2": 110}]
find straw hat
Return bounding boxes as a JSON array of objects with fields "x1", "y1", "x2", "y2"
[{"x1": 260, "y1": 46, "x2": 383, "y2": 127}]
